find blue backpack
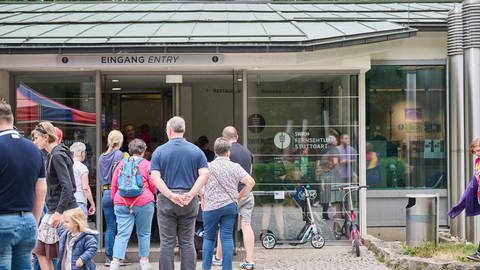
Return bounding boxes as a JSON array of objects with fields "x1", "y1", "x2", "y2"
[{"x1": 117, "y1": 157, "x2": 144, "y2": 198}]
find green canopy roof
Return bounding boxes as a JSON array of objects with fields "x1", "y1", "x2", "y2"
[{"x1": 0, "y1": 1, "x2": 456, "y2": 53}]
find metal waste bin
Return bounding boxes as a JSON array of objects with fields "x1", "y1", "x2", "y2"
[{"x1": 405, "y1": 194, "x2": 439, "y2": 247}]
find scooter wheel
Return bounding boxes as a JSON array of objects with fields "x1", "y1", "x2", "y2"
[
  {"x1": 261, "y1": 233, "x2": 277, "y2": 249},
  {"x1": 311, "y1": 233, "x2": 325, "y2": 249}
]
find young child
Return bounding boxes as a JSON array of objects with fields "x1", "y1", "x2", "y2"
[{"x1": 58, "y1": 208, "x2": 99, "y2": 270}]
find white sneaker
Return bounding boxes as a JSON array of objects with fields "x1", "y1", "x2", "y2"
[
  {"x1": 212, "y1": 255, "x2": 222, "y2": 266},
  {"x1": 109, "y1": 259, "x2": 120, "y2": 270},
  {"x1": 140, "y1": 260, "x2": 152, "y2": 270}
]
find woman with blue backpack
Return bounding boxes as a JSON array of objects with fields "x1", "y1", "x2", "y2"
[{"x1": 109, "y1": 138, "x2": 155, "y2": 270}]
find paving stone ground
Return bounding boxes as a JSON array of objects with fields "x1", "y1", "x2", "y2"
[{"x1": 95, "y1": 242, "x2": 391, "y2": 270}]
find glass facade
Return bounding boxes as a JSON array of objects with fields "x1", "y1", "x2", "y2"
[
  {"x1": 101, "y1": 73, "x2": 240, "y2": 153},
  {"x1": 366, "y1": 65, "x2": 447, "y2": 189},
  {"x1": 14, "y1": 74, "x2": 97, "y2": 220},
  {"x1": 247, "y1": 72, "x2": 359, "y2": 240}
]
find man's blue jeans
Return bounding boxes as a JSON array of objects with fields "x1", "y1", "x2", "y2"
[
  {"x1": 113, "y1": 203, "x2": 154, "y2": 259},
  {"x1": 102, "y1": 190, "x2": 116, "y2": 260},
  {"x1": 0, "y1": 212, "x2": 37, "y2": 270},
  {"x1": 202, "y1": 203, "x2": 237, "y2": 270}
]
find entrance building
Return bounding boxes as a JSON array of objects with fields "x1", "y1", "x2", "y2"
[{"x1": 0, "y1": 1, "x2": 461, "y2": 244}]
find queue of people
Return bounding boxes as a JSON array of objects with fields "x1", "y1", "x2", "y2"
[{"x1": 0, "y1": 98, "x2": 257, "y2": 270}]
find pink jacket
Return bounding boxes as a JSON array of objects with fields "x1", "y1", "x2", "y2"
[{"x1": 111, "y1": 158, "x2": 155, "y2": 207}]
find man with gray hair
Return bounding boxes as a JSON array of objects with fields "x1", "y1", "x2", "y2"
[
  {"x1": 213, "y1": 126, "x2": 255, "y2": 269},
  {"x1": 150, "y1": 116, "x2": 209, "y2": 270},
  {"x1": 70, "y1": 142, "x2": 95, "y2": 217}
]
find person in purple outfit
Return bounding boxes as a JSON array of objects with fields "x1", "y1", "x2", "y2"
[{"x1": 449, "y1": 138, "x2": 480, "y2": 261}]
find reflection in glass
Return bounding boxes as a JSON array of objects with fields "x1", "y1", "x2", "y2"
[
  {"x1": 14, "y1": 74, "x2": 97, "y2": 224},
  {"x1": 366, "y1": 65, "x2": 446, "y2": 189},
  {"x1": 248, "y1": 73, "x2": 359, "y2": 241}
]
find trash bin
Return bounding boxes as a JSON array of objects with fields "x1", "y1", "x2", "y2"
[{"x1": 405, "y1": 194, "x2": 439, "y2": 247}]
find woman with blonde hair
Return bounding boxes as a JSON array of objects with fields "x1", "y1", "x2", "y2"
[
  {"x1": 97, "y1": 130, "x2": 125, "y2": 266},
  {"x1": 58, "y1": 208, "x2": 98, "y2": 270},
  {"x1": 31, "y1": 121, "x2": 78, "y2": 270}
]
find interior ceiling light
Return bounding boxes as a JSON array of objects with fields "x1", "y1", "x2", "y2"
[
  {"x1": 112, "y1": 79, "x2": 119, "y2": 83},
  {"x1": 112, "y1": 87, "x2": 121, "y2": 91}
]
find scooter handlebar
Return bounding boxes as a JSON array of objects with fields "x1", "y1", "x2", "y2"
[{"x1": 339, "y1": 185, "x2": 369, "y2": 191}]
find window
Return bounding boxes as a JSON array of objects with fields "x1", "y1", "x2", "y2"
[
  {"x1": 366, "y1": 65, "x2": 446, "y2": 189},
  {"x1": 14, "y1": 74, "x2": 97, "y2": 219},
  {"x1": 247, "y1": 72, "x2": 359, "y2": 239}
]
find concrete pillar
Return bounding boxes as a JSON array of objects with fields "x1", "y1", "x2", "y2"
[
  {"x1": 359, "y1": 70, "x2": 367, "y2": 236},
  {"x1": 447, "y1": 4, "x2": 466, "y2": 239},
  {"x1": 463, "y1": 0, "x2": 480, "y2": 243}
]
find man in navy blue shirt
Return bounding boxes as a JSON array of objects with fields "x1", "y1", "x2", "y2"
[
  {"x1": 150, "y1": 116, "x2": 209, "y2": 270},
  {"x1": 0, "y1": 99, "x2": 47, "y2": 270}
]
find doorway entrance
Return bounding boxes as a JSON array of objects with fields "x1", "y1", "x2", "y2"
[
  {"x1": 100, "y1": 73, "x2": 238, "y2": 245},
  {"x1": 102, "y1": 75, "x2": 172, "y2": 149}
]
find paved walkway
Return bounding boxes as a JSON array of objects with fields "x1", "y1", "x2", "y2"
[{"x1": 95, "y1": 242, "x2": 391, "y2": 270}]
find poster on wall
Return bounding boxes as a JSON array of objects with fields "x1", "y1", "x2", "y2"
[{"x1": 404, "y1": 108, "x2": 423, "y2": 121}]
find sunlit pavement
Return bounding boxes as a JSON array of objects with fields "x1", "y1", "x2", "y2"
[{"x1": 95, "y1": 242, "x2": 391, "y2": 270}]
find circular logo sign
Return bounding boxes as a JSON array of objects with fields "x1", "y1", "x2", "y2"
[
  {"x1": 274, "y1": 132, "x2": 291, "y2": 149},
  {"x1": 247, "y1": 114, "x2": 266, "y2": 133}
]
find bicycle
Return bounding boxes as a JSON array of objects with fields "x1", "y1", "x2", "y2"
[{"x1": 332, "y1": 184, "x2": 368, "y2": 257}]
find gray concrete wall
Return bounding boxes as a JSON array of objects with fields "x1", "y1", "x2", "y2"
[{"x1": 366, "y1": 189, "x2": 448, "y2": 227}]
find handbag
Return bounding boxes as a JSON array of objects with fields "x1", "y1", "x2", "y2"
[{"x1": 37, "y1": 214, "x2": 59, "y2": 244}]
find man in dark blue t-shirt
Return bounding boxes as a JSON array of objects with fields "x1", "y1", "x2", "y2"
[
  {"x1": 0, "y1": 99, "x2": 47, "y2": 270},
  {"x1": 150, "y1": 116, "x2": 209, "y2": 270}
]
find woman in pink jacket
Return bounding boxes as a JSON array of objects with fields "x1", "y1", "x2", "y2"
[{"x1": 110, "y1": 139, "x2": 155, "y2": 270}]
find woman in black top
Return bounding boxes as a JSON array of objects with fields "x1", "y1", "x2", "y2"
[{"x1": 31, "y1": 121, "x2": 78, "y2": 270}]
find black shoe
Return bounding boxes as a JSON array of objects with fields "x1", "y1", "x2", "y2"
[{"x1": 467, "y1": 252, "x2": 480, "y2": 262}]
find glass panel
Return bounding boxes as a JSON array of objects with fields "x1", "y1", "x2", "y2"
[
  {"x1": 14, "y1": 74, "x2": 97, "y2": 224},
  {"x1": 262, "y1": 22, "x2": 304, "y2": 36},
  {"x1": 248, "y1": 73, "x2": 359, "y2": 241},
  {"x1": 77, "y1": 24, "x2": 130, "y2": 37},
  {"x1": 169, "y1": 12, "x2": 201, "y2": 21},
  {"x1": 228, "y1": 12, "x2": 255, "y2": 21},
  {"x1": 40, "y1": 24, "x2": 95, "y2": 37},
  {"x1": 102, "y1": 75, "x2": 170, "y2": 151},
  {"x1": 193, "y1": 23, "x2": 228, "y2": 36},
  {"x1": 79, "y1": 13, "x2": 123, "y2": 22},
  {"x1": 186, "y1": 74, "x2": 235, "y2": 155},
  {"x1": 283, "y1": 22, "x2": 341, "y2": 39},
  {"x1": 109, "y1": 13, "x2": 147, "y2": 22},
  {"x1": 366, "y1": 65, "x2": 447, "y2": 189},
  {"x1": 229, "y1": 23, "x2": 266, "y2": 36},
  {"x1": 155, "y1": 23, "x2": 196, "y2": 36},
  {"x1": 199, "y1": 12, "x2": 227, "y2": 21},
  {"x1": 115, "y1": 23, "x2": 160, "y2": 37}
]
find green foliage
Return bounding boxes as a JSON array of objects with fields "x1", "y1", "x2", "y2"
[
  {"x1": 403, "y1": 241, "x2": 477, "y2": 262},
  {"x1": 403, "y1": 241, "x2": 436, "y2": 258},
  {"x1": 375, "y1": 252, "x2": 385, "y2": 263}
]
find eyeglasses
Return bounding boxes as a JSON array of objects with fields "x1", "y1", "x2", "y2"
[{"x1": 35, "y1": 123, "x2": 47, "y2": 134}]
